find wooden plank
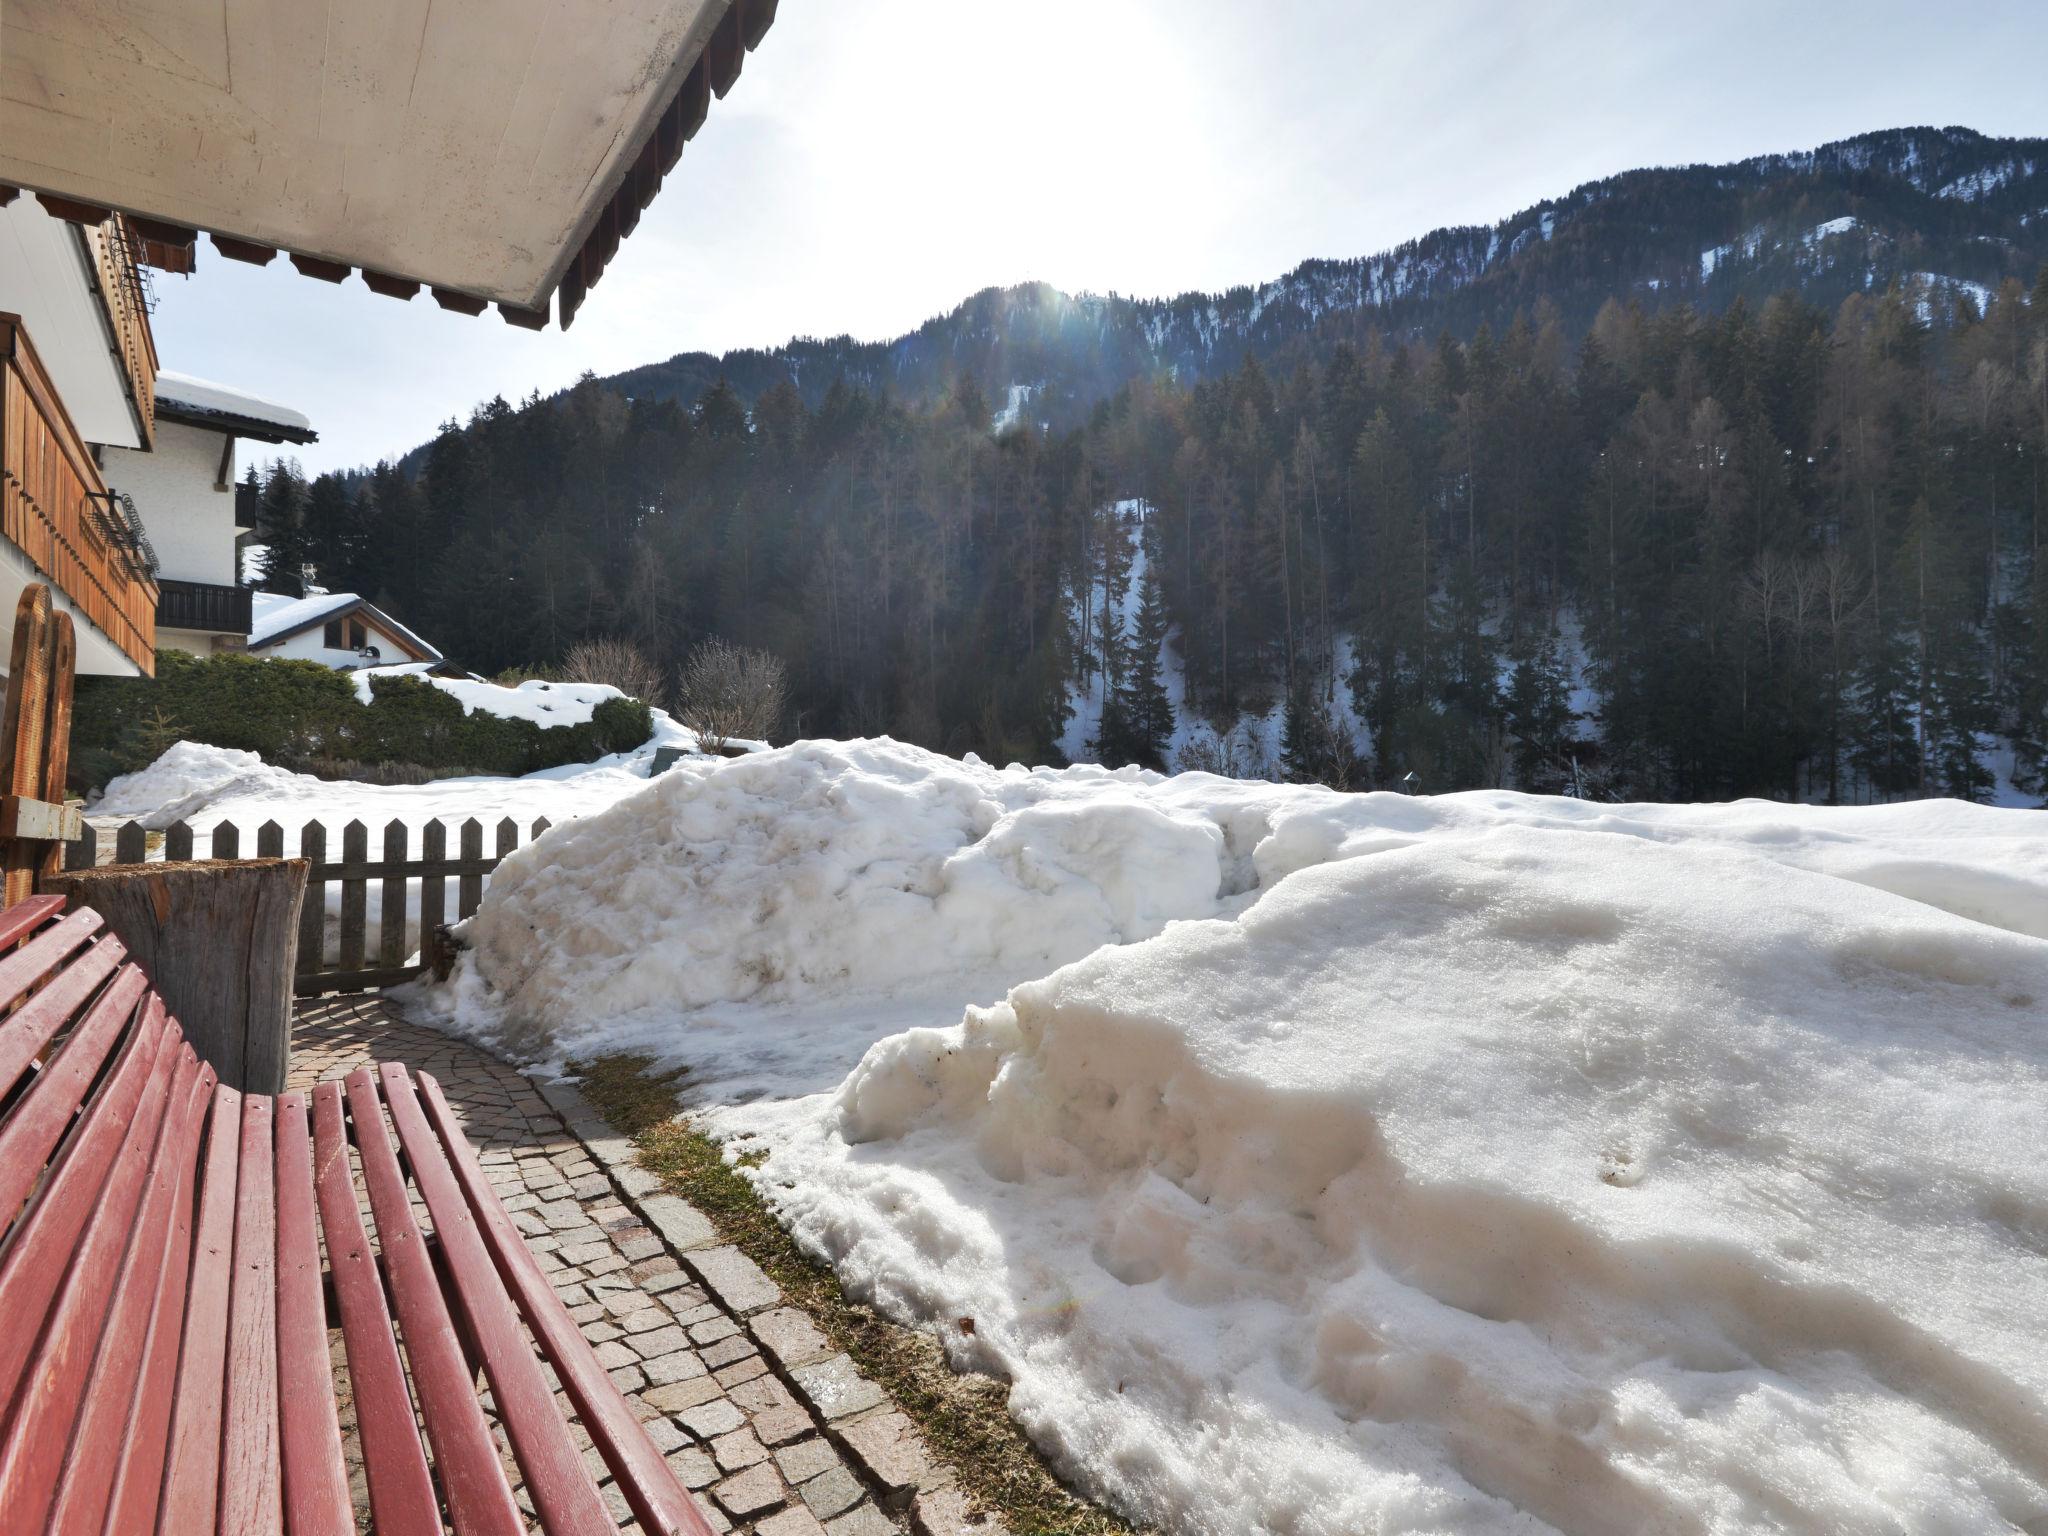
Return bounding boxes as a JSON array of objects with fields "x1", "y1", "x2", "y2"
[
  {"x1": 0, "y1": 1007, "x2": 177, "y2": 1532},
  {"x1": 165, "y1": 820, "x2": 194, "y2": 862},
  {"x1": 532, "y1": 816, "x2": 551, "y2": 838},
  {"x1": 378, "y1": 819, "x2": 407, "y2": 970},
  {"x1": 343, "y1": 1066, "x2": 523, "y2": 1536},
  {"x1": 256, "y1": 820, "x2": 285, "y2": 859},
  {"x1": 420, "y1": 821, "x2": 447, "y2": 971},
  {"x1": 115, "y1": 822, "x2": 147, "y2": 864},
  {"x1": 292, "y1": 964, "x2": 423, "y2": 998},
  {"x1": 35, "y1": 612, "x2": 73, "y2": 883},
  {"x1": 0, "y1": 939, "x2": 133, "y2": 1217},
  {"x1": 99, "y1": 1061, "x2": 217, "y2": 1536},
  {"x1": 419, "y1": 1070, "x2": 719, "y2": 1536},
  {"x1": 1, "y1": 586, "x2": 53, "y2": 908},
  {"x1": 212, "y1": 821, "x2": 241, "y2": 860},
  {"x1": 309, "y1": 1081, "x2": 440, "y2": 1536},
  {"x1": 0, "y1": 890, "x2": 64, "y2": 953},
  {"x1": 63, "y1": 822, "x2": 93, "y2": 871},
  {"x1": 220, "y1": 1093, "x2": 282, "y2": 1536},
  {"x1": 156, "y1": 1082, "x2": 245, "y2": 1536},
  {"x1": 272, "y1": 1092, "x2": 352, "y2": 1536},
  {"x1": 338, "y1": 821, "x2": 367, "y2": 973},
  {"x1": 296, "y1": 821, "x2": 325, "y2": 976},
  {"x1": 457, "y1": 819, "x2": 484, "y2": 918},
  {"x1": 378, "y1": 1062, "x2": 616, "y2": 1534},
  {"x1": 41, "y1": 1044, "x2": 207, "y2": 1536},
  {"x1": 0, "y1": 793, "x2": 82, "y2": 841}
]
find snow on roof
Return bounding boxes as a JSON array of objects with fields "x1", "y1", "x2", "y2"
[
  {"x1": 154, "y1": 370, "x2": 316, "y2": 441},
  {"x1": 247, "y1": 590, "x2": 443, "y2": 662}
]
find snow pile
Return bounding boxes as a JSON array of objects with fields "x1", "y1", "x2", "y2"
[
  {"x1": 93, "y1": 741, "x2": 306, "y2": 828},
  {"x1": 753, "y1": 828, "x2": 2048, "y2": 1534},
  {"x1": 426, "y1": 738, "x2": 2048, "y2": 1532},
  {"x1": 349, "y1": 666, "x2": 678, "y2": 732}
]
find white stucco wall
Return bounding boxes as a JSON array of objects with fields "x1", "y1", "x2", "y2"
[
  {"x1": 99, "y1": 418, "x2": 239, "y2": 586},
  {"x1": 251, "y1": 618, "x2": 419, "y2": 670},
  {"x1": 0, "y1": 198, "x2": 143, "y2": 450}
]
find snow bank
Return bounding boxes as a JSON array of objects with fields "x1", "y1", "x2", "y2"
[
  {"x1": 427, "y1": 738, "x2": 2048, "y2": 1532},
  {"x1": 755, "y1": 829, "x2": 2048, "y2": 1534},
  {"x1": 93, "y1": 741, "x2": 305, "y2": 828},
  {"x1": 347, "y1": 667, "x2": 677, "y2": 731}
]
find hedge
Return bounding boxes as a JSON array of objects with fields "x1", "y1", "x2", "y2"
[{"x1": 73, "y1": 650, "x2": 654, "y2": 791}]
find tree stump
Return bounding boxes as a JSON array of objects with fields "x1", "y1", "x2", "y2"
[{"x1": 43, "y1": 858, "x2": 309, "y2": 1093}]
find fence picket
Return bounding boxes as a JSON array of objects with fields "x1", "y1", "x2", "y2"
[
  {"x1": 165, "y1": 820, "x2": 194, "y2": 861},
  {"x1": 532, "y1": 817, "x2": 551, "y2": 839},
  {"x1": 210, "y1": 821, "x2": 240, "y2": 860},
  {"x1": 256, "y1": 820, "x2": 284, "y2": 859},
  {"x1": 115, "y1": 821, "x2": 146, "y2": 864},
  {"x1": 297, "y1": 820, "x2": 327, "y2": 977},
  {"x1": 457, "y1": 819, "x2": 484, "y2": 919},
  {"x1": 378, "y1": 819, "x2": 407, "y2": 970},
  {"x1": 66, "y1": 822, "x2": 95, "y2": 870},
  {"x1": 339, "y1": 820, "x2": 368, "y2": 972},
  {"x1": 420, "y1": 821, "x2": 447, "y2": 970}
]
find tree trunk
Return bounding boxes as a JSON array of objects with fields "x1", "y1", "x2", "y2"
[{"x1": 44, "y1": 858, "x2": 308, "y2": 1093}]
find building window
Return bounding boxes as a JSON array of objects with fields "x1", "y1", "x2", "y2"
[
  {"x1": 350, "y1": 619, "x2": 368, "y2": 649},
  {"x1": 323, "y1": 619, "x2": 343, "y2": 647}
]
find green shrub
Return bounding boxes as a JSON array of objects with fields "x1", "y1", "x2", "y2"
[{"x1": 72, "y1": 650, "x2": 657, "y2": 792}]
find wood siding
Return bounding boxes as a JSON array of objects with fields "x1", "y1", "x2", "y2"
[{"x1": 0, "y1": 315, "x2": 158, "y2": 673}]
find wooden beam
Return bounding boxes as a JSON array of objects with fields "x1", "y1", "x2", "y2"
[
  {"x1": 211, "y1": 236, "x2": 277, "y2": 266},
  {"x1": 0, "y1": 795, "x2": 82, "y2": 844},
  {"x1": 429, "y1": 288, "x2": 488, "y2": 316},
  {"x1": 287, "y1": 253, "x2": 350, "y2": 283},
  {"x1": 360, "y1": 271, "x2": 421, "y2": 301},
  {"x1": 497, "y1": 303, "x2": 549, "y2": 331},
  {"x1": 33, "y1": 193, "x2": 112, "y2": 226}
]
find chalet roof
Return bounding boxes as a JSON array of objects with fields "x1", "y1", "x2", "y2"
[
  {"x1": 154, "y1": 371, "x2": 318, "y2": 446},
  {"x1": 248, "y1": 591, "x2": 443, "y2": 663},
  {"x1": 0, "y1": 0, "x2": 776, "y2": 330}
]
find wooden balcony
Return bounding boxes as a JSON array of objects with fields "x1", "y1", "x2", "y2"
[
  {"x1": 0, "y1": 315, "x2": 159, "y2": 674},
  {"x1": 83, "y1": 218, "x2": 159, "y2": 448},
  {"x1": 157, "y1": 577, "x2": 252, "y2": 636}
]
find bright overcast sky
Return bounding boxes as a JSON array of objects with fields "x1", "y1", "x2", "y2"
[{"x1": 151, "y1": 0, "x2": 2048, "y2": 476}]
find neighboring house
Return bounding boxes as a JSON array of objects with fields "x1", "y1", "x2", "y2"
[
  {"x1": 1, "y1": 0, "x2": 775, "y2": 686},
  {"x1": 100, "y1": 371, "x2": 318, "y2": 658},
  {"x1": 246, "y1": 592, "x2": 442, "y2": 671}
]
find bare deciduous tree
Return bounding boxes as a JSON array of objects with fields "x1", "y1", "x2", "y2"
[
  {"x1": 679, "y1": 638, "x2": 787, "y2": 750},
  {"x1": 559, "y1": 637, "x2": 669, "y2": 708}
]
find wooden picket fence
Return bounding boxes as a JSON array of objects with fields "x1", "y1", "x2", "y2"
[{"x1": 69, "y1": 815, "x2": 553, "y2": 995}]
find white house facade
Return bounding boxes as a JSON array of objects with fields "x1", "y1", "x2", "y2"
[{"x1": 247, "y1": 592, "x2": 442, "y2": 671}]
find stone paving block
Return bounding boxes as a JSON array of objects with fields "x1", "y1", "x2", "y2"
[
  {"x1": 752, "y1": 1307, "x2": 834, "y2": 1371},
  {"x1": 711, "y1": 1425, "x2": 769, "y2": 1472},
  {"x1": 689, "y1": 1315, "x2": 741, "y2": 1346},
  {"x1": 679, "y1": 1399, "x2": 746, "y2": 1439},
  {"x1": 641, "y1": 1192, "x2": 721, "y2": 1253},
  {"x1": 666, "y1": 1446, "x2": 719, "y2": 1490},
  {"x1": 644, "y1": 1375, "x2": 723, "y2": 1414},
  {"x1": 757, "y1": 1507, "x2": 829, "y2": 1536},
  {"x1": 825, "y1": 1504, "x2": 897, "y2": 1536},
  {"x1": 774, "y1": 1437, "x2": 843, "y2": 1485},
  {"x1": 687, "y1": 1245, "x2": 781, "y2": 1313},
  {"x1": 644, "y1": 1268, "x2": 696, "y2": 1296},
  {"x1": 711, "y1": 1462, "x2": 785, "y2": 1519},
  {"x1": 630, "y1": 1323, "x2": 693, "y2": 1359},
  {"x1": 715, "y1": 1355, "x2": 770, "y2": 1390},
  {"x1": 836, "y1": 1412, "x2": 931, "y2": 1508},
  {"x1": 790, "y1": 1355, "x2": 887, "y2": 1422},
  {"x1": 800, "y1": 1464, "x2": 866, "y2": 1520},
  {"x1": 729, "y1": 1374, "x2": 800, "y2": 1415},
  {"x1": 753, "y1": 1405, "x2": 815, "y2": 1447},
  {"x1": 701, "y1": 1334, "x2": 758, "y2": 1371}
]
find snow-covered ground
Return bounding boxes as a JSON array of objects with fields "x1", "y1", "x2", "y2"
[{"x1": 416, "y1": 737, "x2": 2048, "y2": 1536}]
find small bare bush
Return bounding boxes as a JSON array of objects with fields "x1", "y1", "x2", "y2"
[
  {"x1": 678, "y1": 638, "x2": 787, "y2": 750},
  {"x1": 559, "y1": 637, "x2": 668, "y2": 708}
]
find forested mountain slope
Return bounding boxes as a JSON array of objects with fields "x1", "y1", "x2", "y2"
[
  {"x1": 607, "y1": 126, "x2": 2047, "y2": 426},
  {"x1": 249, "y1": 126, "x2": 2048, "y2": 804}
]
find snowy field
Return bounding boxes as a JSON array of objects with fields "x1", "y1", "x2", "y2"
[{"x1": 400, "y1": 737, "x2": 2048, "y2": 1536}]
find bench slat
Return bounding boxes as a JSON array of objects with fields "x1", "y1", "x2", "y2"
[
  {"x1": 275, "y1": 1092, "x2": 354, "y2": 1535},
  {"x1": 419, "y1": 1070, "x2": 720, "y2": 1536},
  {"x1": 0, "y1": 986, "x2": 160, "y2": 1412},
  {"x1": 158, "y1": 1082, "x2": 246, "y2": 1536},
  {"x1": 345, "y1": 1065, "x2": 525, "y2": 1536},
  {"x1": 0, "y1": 1006, "x2": 178, "y2": 1532},
  {"x1": 100, "y1": 1060, "x2": 217, "y2": 1536},
  {"x1": 310, "y1": 1080, "x2": 442, "y2": 1536},
  {"x1": 379, "y1": 1062, "x2": 618, "y2": 1535},
  {"x1": 222, "y1": 1094, "x2": 284, "y2": 1535},
  {"x1": 0, "y1": 949, "x2": 138, "y2": 1232},
  {"x1": 44, "y1": 1040, "x2": 207, "y2": 1536},
  {"x1": 0, "y1": 892, "x2": 66, "y2": 955},
  {"x1": 0, "y1": 912, "x2": 115, "y2": 1103},
  {"x1": 0, "y1": 903, "x2": 99, "y2": 1027}
]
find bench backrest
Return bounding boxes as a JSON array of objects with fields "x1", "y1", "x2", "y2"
[{"x1": 0, "y1": 894, "x2": 715, "y2": 1535}]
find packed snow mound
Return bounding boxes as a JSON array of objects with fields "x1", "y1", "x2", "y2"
[
  {"x1": 93, "y1": 741, "x2": 304, "y2": 828},
  {"x1": 445, "y1": 740, "x2": 1229, "y2": 1059},
  {"x1": 442, "y1": 740, "x2": 2048, "y2": 1070},
  {"x1": 348, "y1": 666, "x2": 684, "y2": 734},
  {"x1": 756, "y1": 829, "x2": 2048, "y2": 1535}
]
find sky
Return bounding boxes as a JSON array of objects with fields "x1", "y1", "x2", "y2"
[{"x1": 150, "y1": 0, "x2": 2048, "y2": 476}]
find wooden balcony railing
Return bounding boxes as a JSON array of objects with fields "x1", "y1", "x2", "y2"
[
  {"x1": 83, "y1": 218, "x2": 158, "y2": 446},
  {"x1": 157, "y1": 577, "x2": 252, "y2": 636},
  {"x1": 0, "y1": 315, "x2": 159, "y2": 674}
]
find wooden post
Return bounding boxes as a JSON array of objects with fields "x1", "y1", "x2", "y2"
[{"x1": 42, "y1": 858, "x2": 309, "y2": 1092}]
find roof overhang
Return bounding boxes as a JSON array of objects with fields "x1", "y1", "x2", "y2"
[{"x1": 0, "y1": 0, "x2": 776, "y2": 331}]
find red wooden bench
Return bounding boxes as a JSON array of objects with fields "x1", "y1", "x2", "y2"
[{"x1": 0, "y1": 894, "x2": 718, "y2": 1535}]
